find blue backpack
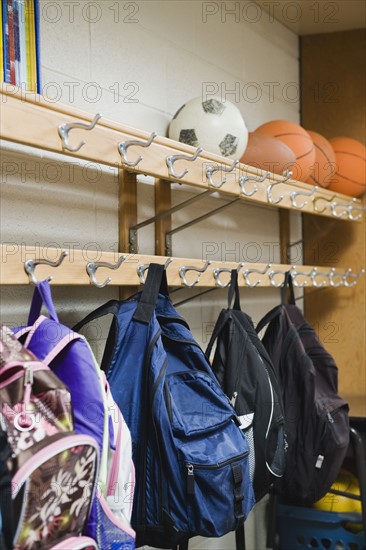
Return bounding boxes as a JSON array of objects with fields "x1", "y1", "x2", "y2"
[{"x1": 74, "y1": 263, "x2": 255, "y2": 548}]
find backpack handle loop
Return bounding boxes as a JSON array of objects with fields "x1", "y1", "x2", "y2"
[
  {"x1": 228, "y1": 269, "x2": 242, "y2": 311},
  {"x1": 133, "y1": 263, "x2": 170, "y2": 324},
  {"x1": 281, "y1": 271, "x2": 295, "y2": 305},
  {"x1": 137, "y1": 258, "x2": 172, "y2": 284},
  {"x1": 28, "y1": 279, "x2": 60, "y2": 325}
]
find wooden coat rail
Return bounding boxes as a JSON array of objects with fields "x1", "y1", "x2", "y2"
[
  {"x1": 0, "y1": 83, "x2": 364, "y2": 223},
  {"x1": 0, "y1": 245, "x2": 364, "y2": 289}
]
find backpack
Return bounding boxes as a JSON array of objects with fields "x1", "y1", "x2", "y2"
[
  {"x1": 205, "y1": 270, "x2": 286, "y2": 502},
  {"x1": 0, "y1": 324, "x2": 99, "y2": 549},
  {"x1": 74, "y1": 263, "x2": 255, "y2": 548},
  {"x1": 0, "y1": 426, "x2": 13, "y2": 550},
  {"x1": 256, "y1": 272, "x2": 350, "y2": 506},
  {"x1": 13, "y1": 281, "x2": 136, "y2": 549}
]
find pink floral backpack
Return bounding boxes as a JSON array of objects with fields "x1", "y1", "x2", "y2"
[{"x1": 0, "y1": 324, "x2": 99, "y2": 549}]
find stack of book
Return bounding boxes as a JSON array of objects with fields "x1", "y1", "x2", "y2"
[{"x1": 1, "y1": 0, "x2": 41, "y2": 93}]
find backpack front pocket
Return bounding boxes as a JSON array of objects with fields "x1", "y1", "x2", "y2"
[{"x1": 164, "y1": 370, "x2": 254, "y2": 537}]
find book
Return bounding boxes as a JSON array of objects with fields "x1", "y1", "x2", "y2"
[
  {"x1": 18, "y1": 0, "x2": 27, "y2": 88},
  {"x1": 0, "y1": 2, "x2": 3, "y2": 81},
  {"x1": 25, "y1": 0, "x2": 36, "y2": 91},
  {"x1": 1, "y1": 0, "x2": 40, "y2": 91},
  {"x1": 13, "y1": 0, "x2": 21, "y2": 84},
  {"x1": 34, "y1": 0, "x2": 40, "y2": 92},
  {"x1": 2, "y1": 0, "x2": 10, "y2": 82},
  {"x1": 7, "y1": 0, "x2": 16, "y2": 84}
]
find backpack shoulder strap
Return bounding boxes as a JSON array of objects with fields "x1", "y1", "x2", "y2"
[
  {"x1": 256, "y1": 271, "x2": 295, "y2": 334},
  {"x1": 206, "y1": 269, "x2": 241, "y2": 360},
  {"x1": 205, "y1": 310, "x2": 229, "y2": 361},
  {"x1": 133, "y1": 263, "x2": 169, "y2": 324},
  {"x1": 42, "y1": 331, "x2": 83, "y2": 366},
  {"x1": 72, "y1": 300, "x2": 120, "y2": 332}
]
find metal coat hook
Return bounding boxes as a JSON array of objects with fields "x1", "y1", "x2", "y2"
[
  {"x1": 290, "y1": 266, "x2": 314, "y2": 288},
  {"x1": 310, "y1": 267, "x2": 328, "y2": 288},
  {"x1": 347, "y1": 200, "x2": 365, "y2": 221},
  {"x1": 243, "y1": 264, "x2": 271, "y2": 288},
  {"x1": 166, "y1": 148, "x2": 202, "y2": 179},
  {"x1": 331, "y1": 199, "x2": 352, "y2": 219},
  {"x1": 86, "y1": 256, "x2": 127, "y2": 288},
  {"x1": 268, "y1": 268, "x2": 287, "y2": 288},
  {"x1": 343, "y1": 268, "x2": 365, "y2": 288},
  {"x1": 291, "y1": 186, "x2": 318, "y2": 209},
  {"x1": 58, "y1": 113, "x2": 101, "y2": 152},
  {"x1": 213, "y1": 263, "x2": 244, "y2": 288},
  {"x1": 313, "y1": 194, "x2": 337, "y2": 214},
  {"x1": 179, "y1": 260, "x2": 212, "y2": 288},
  {"x1": 239, "y1": 171, "x2": 269, "y2": 197},
  {"x1": 24, "y1": 250, "x2": 68, "y2": 284},
  {"x1": 118, "y1": 131, "x2": 157, "y2": 167},
  {"x1": 267, "y1": 170, "x2": 292, "y2": 205},
  {"x1": 137, "y1": 258, "x2": 172, "y2": 284},
  {"x1": 206, "y1": 159, "x2": 239, "y2": 189},
  {"x1": 329, "y1": 268, "x2": 344, "y2": 288}
]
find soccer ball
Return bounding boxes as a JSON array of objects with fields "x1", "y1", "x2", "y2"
[{"x1": 168, "y1": 97, "x2": 248, "y2": 159}]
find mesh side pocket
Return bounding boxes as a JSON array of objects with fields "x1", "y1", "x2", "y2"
[
  {"x1": 95, "y1": 496, "x2": 135, "y2": 550},
  {"x1": 245, "y1": 426, "x2": 255, "y2": 482}
]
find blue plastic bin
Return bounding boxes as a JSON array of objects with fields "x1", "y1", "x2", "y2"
[{"x1": 277, "y1": 504, "x2": 365, "y2": 550}]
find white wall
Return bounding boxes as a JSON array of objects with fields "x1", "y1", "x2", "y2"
[{"x1": 0, "y1": 1, "x2": 300, "y2": 548}]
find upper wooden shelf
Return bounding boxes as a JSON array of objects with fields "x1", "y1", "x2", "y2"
[{"x1": 0, "y1": 83, "x2": 363, "y2": 222}]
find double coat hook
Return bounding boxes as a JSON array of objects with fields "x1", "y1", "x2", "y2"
[
  {"x1": 166, "y1": 148, "x2": 202, "y2": 179},
  {"x1": 86, "y1": 256, "x2": 127, "y2": 288},
  {"x1": 239, "y1": 171, "x2": 269, "y2": 197},
  {"x1": 118, "y1": 131, "x2": 157, "y2": 167},
  {"x1": 58, "y1": 113, "x2": 101, "y2": 152},
  {"x1": 206, "y1": 160, "x2": 239, "y2": 189},
  {"x1": 24, "y1": 250, "x2": 68, "y2": 284},
  {"x1": 179, "y1": 261, "x2": 212, "y2": 288},
  {"x1": 267, "y1": 170, "x2": 292, "y2": 204}
]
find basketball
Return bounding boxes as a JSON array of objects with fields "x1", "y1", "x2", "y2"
[
  {"x1": 168, "y1": 97, "x2": 248, "y2": 159},
  {"x1": 328, "y1": 137, "x2": 366, "y2": 197},
  {"x1": 306, "y1": 130, "x2": 337, "y2": 188},
  {"x1": 313, "y1": 470, "x2": 361, "y2": 514},
  {"x1": 255, "y1": 120, "x2": 315, "y2": 182},
  {"x1": 240, "y1": 132, "x2": 296, "y2": 175}
]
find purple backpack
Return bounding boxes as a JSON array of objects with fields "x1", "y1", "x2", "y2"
[
  {"x1": 0, "y1": 324, "x2": 99, "y2": 549},
  {"x1": 14, "y1": 280, "x2": 135, "y2": 549}
]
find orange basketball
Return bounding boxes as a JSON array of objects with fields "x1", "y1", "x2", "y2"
[
  {"x1": 240, "y1": 132, "x2": 296, "y2": 175},
  {"x1": 328, "y1": 137, "x2": 366, "y2": 197},
  {"x1": 306, "y1": 131, "x2": 336, "y2": 188},
  {"x1": 255, "y1": 120, "x2": 315, "y2": 181}
]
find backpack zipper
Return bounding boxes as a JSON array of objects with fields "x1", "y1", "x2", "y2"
[
  {"x1": 139, "y1": 328, "x2": 162, "y2": 526},
  {"x1": 185, "y1": 451, "x2": 249, "y2": 495}
]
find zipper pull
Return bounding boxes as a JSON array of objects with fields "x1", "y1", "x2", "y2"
[
  {"x1": 187, "y1": 464, "x2": 195, "y2": 495},
  {"x1": 24, "y1": 363, "x2": 34, "y2": 387},
  {"x1": 230, "y1": 392, "x2": 238, "y2": 408},
  {"x1": 21, "y1": 364, "x2": 34, "y2": 424},
  {"x1": 327, "y1": 411, "x2": 334, "y2": 424}
]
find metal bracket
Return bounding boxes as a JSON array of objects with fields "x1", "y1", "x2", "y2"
[
  {"x1": 165, "y1": 198, "x2": 240, "y2": 257},
  {"x1": 128, "y1": 189, "x2": 214, "y2": 254}
]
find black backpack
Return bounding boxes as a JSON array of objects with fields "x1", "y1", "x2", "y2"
[
  {"x1": 256, "y1": 272, "x2": 350, "y2": 506},
  {"x1": 206, "y1": 270, "x2": 286, "y2": 503}
]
